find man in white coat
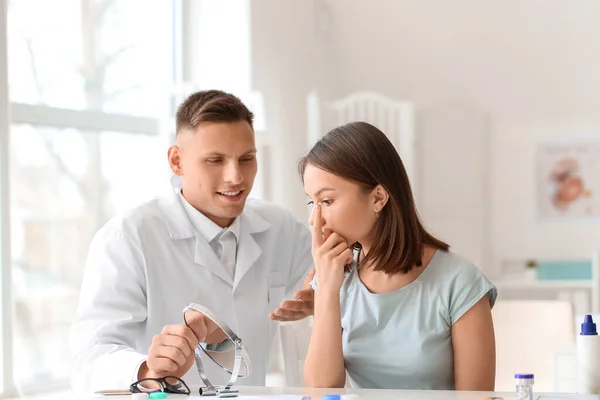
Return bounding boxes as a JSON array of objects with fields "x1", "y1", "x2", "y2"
[{"x1": 69, "y1": 90, "x2": 314, "y2": 393}]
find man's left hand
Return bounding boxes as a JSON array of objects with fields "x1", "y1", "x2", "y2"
[{"x1": 269, "y1": 269, "x2": 315, "y2": 322}]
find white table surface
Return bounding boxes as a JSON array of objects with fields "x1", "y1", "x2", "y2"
[{"x1": 86, "y1": 385, "x2": 598, "y2": 400}]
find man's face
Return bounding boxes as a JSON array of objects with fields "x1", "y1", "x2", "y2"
[{"x1": 168, "y1": 121, "x2": 257, "y2": 227}]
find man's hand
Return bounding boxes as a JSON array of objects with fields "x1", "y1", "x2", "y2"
[
  {"x1": 138, "y1": 324, "x2": 198, "y2": 380},
  {"x1": 138, "y1": 310, "x2": 230, "y2": 381},
  {"x1": 269, "y1": 269, "x2": 315, "y2": 322},
  {"x1": 184, "y1": 308, "x2": 229, "y2": 344}
]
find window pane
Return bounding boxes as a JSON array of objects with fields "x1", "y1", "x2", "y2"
[
  {"x1": 7, "y1": 0, "x2": 173, "y2": 117},
  {"x1": 10, "y1": 124, "x2": 169, "y2": 388}
]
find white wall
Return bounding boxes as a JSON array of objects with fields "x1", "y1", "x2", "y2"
[
  {"x1": 419, "y1": 104, "x2": 491, "y2": 273},
  {"x1": 182, "y1": 0, "x2": 251, "y2": 94},
  {"x1": 251, "y1": 0, "x2": 342, "y2": 221},
  {"x1": 323, "y1": 0, "x2": 600, "y2": 274}
]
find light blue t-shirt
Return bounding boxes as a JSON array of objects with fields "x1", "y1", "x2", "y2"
[{"x1": 310, "y1": 249, "x2": 497, "y2": 390}]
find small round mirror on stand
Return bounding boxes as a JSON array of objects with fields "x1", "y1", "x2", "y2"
[{"x1": 183, "y1": 303, "x2": 252, "y2": 398}]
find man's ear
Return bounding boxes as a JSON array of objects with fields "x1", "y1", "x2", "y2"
[{"x1": 167, "y1": 145, "x2": 183, "y2": 176}]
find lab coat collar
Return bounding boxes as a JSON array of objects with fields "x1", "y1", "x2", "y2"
[
  {"x1": 162, "y1": 175, "x2": 270, "y2": 288},
  {"x1": 233, "y1": 205, "x2": 270, "y2": 288},
  {"x1": 157, "y1": 177, "x2": 195, "y2": 240}
]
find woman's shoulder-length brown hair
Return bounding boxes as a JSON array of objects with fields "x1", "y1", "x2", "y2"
[{"x1": 298, "y1": 121, "x2": 449, "y2": 275}]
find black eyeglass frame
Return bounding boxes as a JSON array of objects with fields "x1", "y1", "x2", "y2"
[{"x1": 129, "y1": 376, "x2": 191, "y2": 395}]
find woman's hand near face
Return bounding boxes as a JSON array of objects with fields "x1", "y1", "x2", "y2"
[
  {"x1": 311, "y1": 203, "x2": 354, "y2": 294},
  {"x1": 304, "y1": 202, "x2": 349, "y2": 388}
]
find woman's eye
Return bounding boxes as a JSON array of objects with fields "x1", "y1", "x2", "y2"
[{"x1": 306, "y1": 199, "x2": 333, "y2": 206}]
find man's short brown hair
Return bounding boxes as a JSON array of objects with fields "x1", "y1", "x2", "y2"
[{"x1": 175, "y1": 90, "x2": 254, "y2": 135}]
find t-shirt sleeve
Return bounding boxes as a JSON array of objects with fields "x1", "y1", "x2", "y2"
[{"x1": 446, "y1": 261, "x2": 497, "y2": 326}]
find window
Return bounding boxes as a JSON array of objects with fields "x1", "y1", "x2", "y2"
[
  {"x1": 8, "y1": 0, "x2": 172, "y2": 117},
  {"x1": 1, "y1": 0, "x2": 264, "y2": 395},
  {"x1": 5, "y1": 0, "x2": 174, "y2": 392},
  {"x1": 10, "y1": 125, "x2": 169, "y2": 387}
]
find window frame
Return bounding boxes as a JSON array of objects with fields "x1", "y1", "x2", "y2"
[
  {"x1": 0, "y1": 0, "x2": 15, "y2": 396},
  {"x1": 0, "y1": 0, "x2": 268, "y2": 396},
  {"x1": 0, "y1": 0, "x2": 178, "y2": 396}
]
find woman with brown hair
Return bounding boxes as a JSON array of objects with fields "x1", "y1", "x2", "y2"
[{"x1": 300, "y1": 121, "x2": 496, "y2": 391}]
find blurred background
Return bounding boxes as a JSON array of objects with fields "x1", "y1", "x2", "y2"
[{"x1": 2, "y1": 0, "x2": 600, "y2": 397}]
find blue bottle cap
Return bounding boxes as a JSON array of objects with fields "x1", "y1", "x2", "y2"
[
  {"x1": 581, "y1": 314, "x2": 598, "y2": 335},
  {"x1": 515, "y1": 373, "x2": 534, "y2": 379},
  {"x1": 323, "y1": 395, "x2": 341, "y2": 400}
]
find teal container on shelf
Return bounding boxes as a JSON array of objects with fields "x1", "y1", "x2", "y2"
[{"x1": 536, "y1": 260, "x2": 592, "y2": 280}]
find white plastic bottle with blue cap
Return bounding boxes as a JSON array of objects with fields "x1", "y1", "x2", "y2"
[
  {"x1": 577, "y1": 314, "x2": 600, "y2": 393},
  {"x1": 515, "y1": 373, "x2": 534, "y2": 400}
]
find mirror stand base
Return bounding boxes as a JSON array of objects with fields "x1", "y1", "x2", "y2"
[{"x1": 198, "y1": 386, "x2": 239, "y2": 398}]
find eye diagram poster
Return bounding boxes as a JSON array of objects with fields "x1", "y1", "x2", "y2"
[{"x1": 536, "y1": 139, "x2": 600, "y2": 220}]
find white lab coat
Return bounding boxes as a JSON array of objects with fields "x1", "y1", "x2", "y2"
[{"x1": 69, "y1": 184, "x2": 312, "y2": 393}]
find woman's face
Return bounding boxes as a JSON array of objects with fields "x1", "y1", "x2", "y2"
[{"x1": 303, "y1": 164, "x2": 379, "y2": 247}]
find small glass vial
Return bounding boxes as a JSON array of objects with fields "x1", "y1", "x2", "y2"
[{"x1": 515, "y1": 373, "x2": 534, "y2": 400}]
